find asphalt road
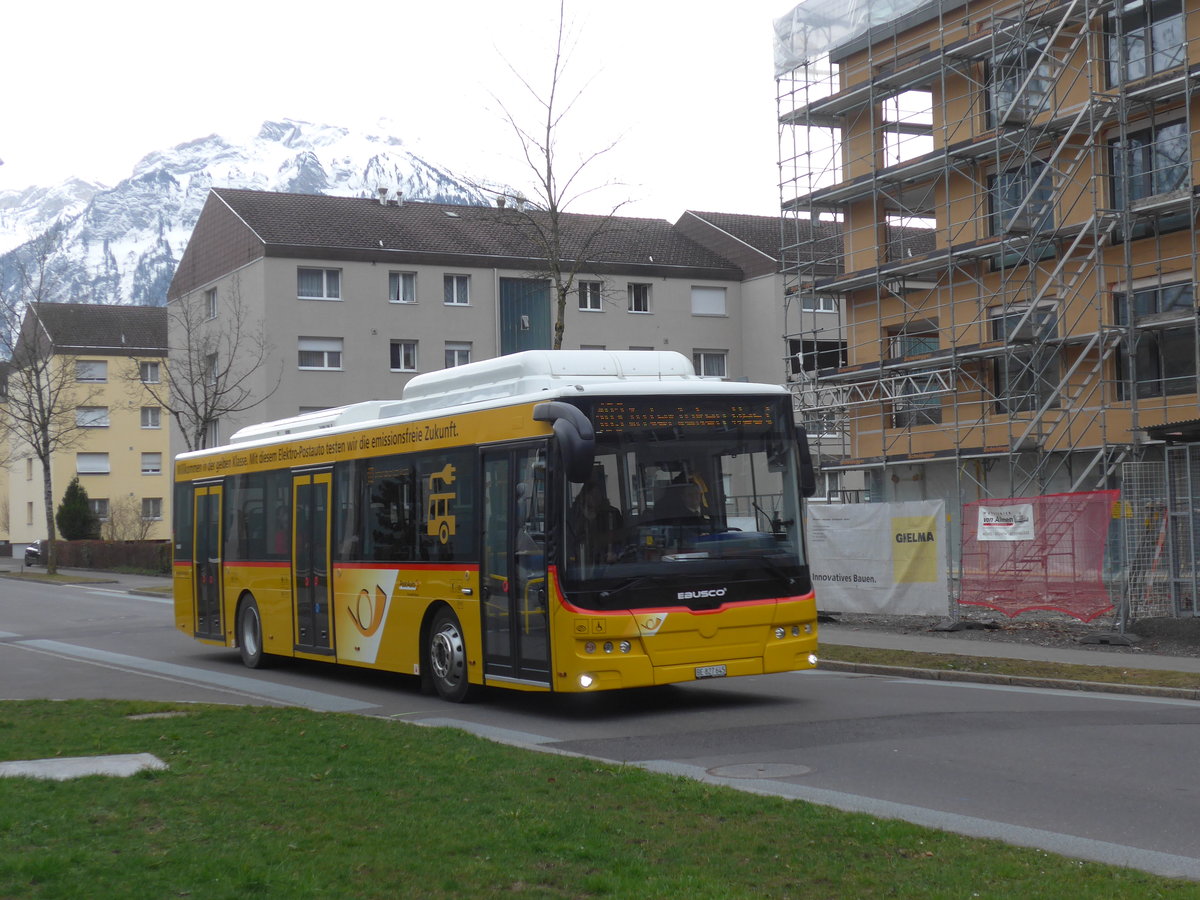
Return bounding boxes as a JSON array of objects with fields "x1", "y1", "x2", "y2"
[{"x1": 3, "y1": 575, "x2": 1200, "y2": 880}]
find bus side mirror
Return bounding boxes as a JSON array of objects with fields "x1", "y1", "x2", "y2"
[
  {"x1": 795, "y1": 427, "x2": 817, "y2": 498},
  {"x1": 533, "y1": 401, "x2": 595, "y2": 483}
]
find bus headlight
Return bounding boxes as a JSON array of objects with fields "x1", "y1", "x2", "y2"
[
  {"x1": 808, "y1": 654, "x2": 818, "y2": 666},
  {"x1": 774, "y1": 627, "x2": 786, "y2": 639},
  {"x1": 579, "y1": 674, "x2": 594, "y2": 688},
  {"x1": 585, "y1": 641, "x2": 596, "y2": 654},
  {"x1": 619, "y1": 641, "x2": 631, "y2": 654}
]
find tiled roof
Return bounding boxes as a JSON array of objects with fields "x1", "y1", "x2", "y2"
[
  {"x1": 684, "y1": 212, "x2": 785, "y2": 260},
  {"x1": 211, "y1": 188, "x2": 742, "y2": 277},
  {"x1": 31, "y1": 303, "x2": 167, "y2": 355}
]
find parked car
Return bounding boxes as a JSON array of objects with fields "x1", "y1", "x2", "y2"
[{"x1": 24, "y1": 540, "x2": 43, "y2": 566}]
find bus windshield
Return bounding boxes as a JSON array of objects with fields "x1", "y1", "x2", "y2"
[{"x1": 560, "y1": 395, "x2": 809, "y2": 611}]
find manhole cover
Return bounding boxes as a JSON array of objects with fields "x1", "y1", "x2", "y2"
[{"x1": 707, "y1": 763, "x2": 812, "y2": 779}]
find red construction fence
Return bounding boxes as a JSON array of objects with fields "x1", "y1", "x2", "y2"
[{"x1": 959, "y1": 490, "x2": 1117, "y2": 622}]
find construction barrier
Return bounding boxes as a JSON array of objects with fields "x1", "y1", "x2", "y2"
[{"x1": 959, "y1": 491, "x2": 1117, "y2": 622}]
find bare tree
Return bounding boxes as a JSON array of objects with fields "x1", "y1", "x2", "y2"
[
  {"x1": 103, "y1": 495, "x2": 156, "y2": 542},
  {"x1": 0, "y1": 232, "x2": 101, "y2": 574},
  {"x1": 486, "y1": 0, "x2": 630, "y2": 349},
  {"x1": 136, "y1": 274, "x2": 282, "y2": 452}
]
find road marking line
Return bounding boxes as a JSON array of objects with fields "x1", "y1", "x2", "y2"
[{"x1": 14, "y1": 639, "x2": 374, "y2": 713}]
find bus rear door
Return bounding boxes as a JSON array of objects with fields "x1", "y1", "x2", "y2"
[
  {"x1": 292, "y1": 470, "x2": 334, "y2": 654},
  {"x1": 481, "y1": 446, "x2": 550, "y2": 687},
  {"x1": 193, "y1": 484, "x2": 224, "y2": 640}
]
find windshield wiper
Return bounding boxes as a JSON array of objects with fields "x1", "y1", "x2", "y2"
[
  {"x1": 597, "y1": 575, "x2": 663, "y2": 602},
  {"x1": 712, "y1": 553, "x2": 800, "y2": 588}
]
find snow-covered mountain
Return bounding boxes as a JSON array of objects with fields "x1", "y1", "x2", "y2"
[{"x1": 0, "y1": 120, "x2": 491, "y2": 307}]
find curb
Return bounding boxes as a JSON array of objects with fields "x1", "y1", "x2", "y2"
[{"x1": 819, "y1": 659, "x2": 1200, "y2": 701}]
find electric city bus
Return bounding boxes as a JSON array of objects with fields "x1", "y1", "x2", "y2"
[{"x1": 172, "y1": 350, "x2": 818, "y2": 701}]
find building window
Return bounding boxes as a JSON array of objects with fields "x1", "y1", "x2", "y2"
[
  {"x1": 788, "y1": 338, "x2": 848, "y2": 377},
  {"x1": 445, "y1": 341, "x2": 472, "y2": 368},
  {"x1": 1111, "y1": 120, "x2": 1189, "y2": 210},
  {"x1": 691, "y1": 286, "x2": 727, "y2": 316},
  {"x1": 628, "y1": 283, "x2": 651, "y2": 313},
  {"x1": 142, "y1": 497, "x2": 163, "y2": 520},
  {"x1": 205, "y1": 420, "x2": 221, "y2": 449},
  {"x1": 991, "y1": 160, "x2": 1055, "y2": 235},
  {"x1": 988, "y1": 36, "x2": 1053, "y2": 125},
  {"x1": 298, "y1": 337, "x2": 344, "y2": 370},
  {"x1": 1115, "y1": 281, "x2": 1197, "y2": 398},
  {"x1": 141, "y1": 406, "x2": 161, "y2": 429},
  {"x1": 888, "y1": 326, "x2": 942, "y2": 426},
  {"x1": 140, "y1": 361, "x2": 160, "y2": 383},
  {"x1": 205, "y1": 353, "x2": 218, "y2": 385},
  {"x1": 25, "y1": 458, "x2": 33, "y2": 481},
  {"x1": 141, "y1": 452, "x2": 163, "y2": 475},
  {"x1": 1108, "y1": 0, "x2": 1185, "y2": 84},
  {"x1": 90, "y1": 499, "x2": 110, "y2": 521},
  {"x1": 444, "y1": 275, "x2": 470, "y2": 305},
  {"x1": 989, "y1": 305, "x2": 1061, "y2": 413},
  {"x1": 693, "y1": 350, "x2": 728, "y2": 379},
  {"x1": 580, "y1": 344, "x2": 606, "y2": 351},
  {"x1": 26, "y1": 502, "x2": 33, "y2": 526},
  {"x1": 799, "y1": 294, "x2": 838, "y2": 312},
  {"x1": 298, "y1": 267, "x2": 341, "y2": 300},
  {"x1": 578, "y1": 281, "x2": 603, "y2": 311},
  {"x1": 629, "y1": 345, "x2": 654, "y2": 351},
  {"x1": 75, "y1": 360, "x2": 107, "y2": 383},
  {"x1": 389, "y1": 272, "x2": 416, "y2": 303},
  {"x1": 205, "y1": 287, "x2": 217, "y2": 319},
  {"x1": 390, "y1": 340, "x2": 417, "y2": 372},
  {"x1": 77, "y1": 452, "x2": 111, "y2": 475},
  {"x1": 76, "y1": 406, "x2": 110, "y2": 428}
]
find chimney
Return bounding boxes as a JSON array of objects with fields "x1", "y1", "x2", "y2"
[
  {"x1": 391, "y1": 190, "x2": 404, "y2": 207},
  {"x1": 377, "y1": 187, "x2": 388, "y2": 205},
  {"x1": 496, "y1": 196, "x2": 507, "y2": 209}
]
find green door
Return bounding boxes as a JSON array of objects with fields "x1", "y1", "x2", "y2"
[{"x1": 499, "y1": 278, "x2": 551, "y2": 354}]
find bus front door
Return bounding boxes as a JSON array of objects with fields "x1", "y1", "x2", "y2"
[
  {"x1": 193, "y1": 484, "x2": 224, "y2": 640},
  {"x1": 481, "y1": 446, "x2": 550, "y2": 686},
  {"x1": 292, "y1": 471, "x2": 333, "y2": 654}
]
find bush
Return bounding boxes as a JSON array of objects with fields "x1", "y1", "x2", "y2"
[
  {"x1": 56, "y1": 477, "x2": 100, "y2": 541},
  {"x1": 53, "y1": 541, "x2": 171, "y2": 574}
]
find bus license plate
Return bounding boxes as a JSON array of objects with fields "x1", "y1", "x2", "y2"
[{"x1": 695, "y1": 664, "x2": 727, "y2": 679}]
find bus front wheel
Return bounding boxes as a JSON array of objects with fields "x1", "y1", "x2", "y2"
[
  {"x1": 237, "y1": 596, "x2": 270, "y2": 669},
  {"x1": 428, "y1": 607, "x2": 476, "y2": 702}
]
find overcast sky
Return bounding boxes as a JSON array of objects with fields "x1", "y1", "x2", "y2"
[{"x1": 2, "y1": 0, "x2": 796, "y2": 221}]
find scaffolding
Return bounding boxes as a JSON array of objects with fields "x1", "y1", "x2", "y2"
[{"x1": 776, "y1": 0, "x2": 1200, "y2": 553}]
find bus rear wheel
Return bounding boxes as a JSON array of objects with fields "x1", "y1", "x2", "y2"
[
  {"x1": 428, "y1": 607, "x2": 476, "y2": 702},
  {"x1": 237, "y1": 596, "x2": 270, "y2": 669}
]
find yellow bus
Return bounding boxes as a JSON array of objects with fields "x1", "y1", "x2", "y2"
[{"x1": 172, "y1": 350, "x2": 818, "y2": 701}]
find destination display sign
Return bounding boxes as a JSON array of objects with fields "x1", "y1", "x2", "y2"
[{"x1": 589, "y1": 398, "x2": 779, "y2": 434}]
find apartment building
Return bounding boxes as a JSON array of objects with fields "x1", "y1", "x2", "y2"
[
  {"x1": 776, "y1": 0, "x2": 1200, "y2": 607},
  {"x1": 167, "y1": 188, "x2": 804, "y2": 445},
  {"x1": 6, "y1": 303, "x2": 171, "y2": 547}
]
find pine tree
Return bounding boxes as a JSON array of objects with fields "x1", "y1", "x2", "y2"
[{"x1": 56, "y1": 477, "x2": 100, "y2": 541}]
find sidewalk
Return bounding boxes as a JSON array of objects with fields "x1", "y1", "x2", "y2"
[
  {"x1": 1, "y1": 565, "x2": 172, "y2": 596},
  {"x1": 819, "y1": 623, "x2": 1200, "y2": 674}
]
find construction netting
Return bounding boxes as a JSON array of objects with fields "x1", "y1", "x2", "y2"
[
  {"x1": 773, "y1": 0, "x2": 931, "y2": 74},
  {"x1": 959, "y1": 490, "x2": 1118, "y2": 622}
]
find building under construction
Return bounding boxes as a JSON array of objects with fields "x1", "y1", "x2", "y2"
[{"x1": 775, "y1": 0, "x2": 1200, "y2": 615}]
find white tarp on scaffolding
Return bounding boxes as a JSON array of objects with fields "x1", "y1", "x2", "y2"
[
  {"x1": 774, "y1": 0, "x2": 933, "y2": 75},
  {"x1": 807, "y1": 500, "x2": 949, "y2": 614}
]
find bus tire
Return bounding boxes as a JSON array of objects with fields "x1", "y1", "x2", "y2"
[
  {"x1": 237, "y1": 596, "x2": 270, "y2": 669},
  {"x1": 427, "y1": 607, "x2": 476, "y2": 702}
]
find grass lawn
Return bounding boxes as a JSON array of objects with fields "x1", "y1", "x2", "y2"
[{"x1": 0, "y1": 700, "x2": 1194, "y2": 899}]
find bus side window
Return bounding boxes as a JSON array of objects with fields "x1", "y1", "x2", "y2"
[
  {"x1": 174, "y1": 482, "x2": 194, "y2": 559},
  {"x1": 266, "y1": 470, "x2": 292, "y2": 560}
]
